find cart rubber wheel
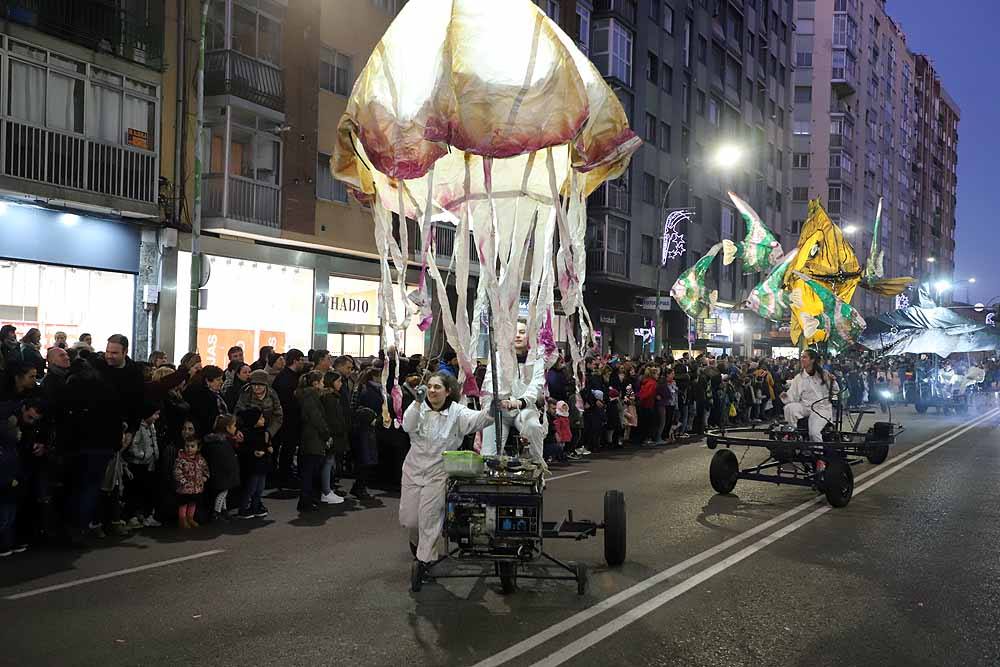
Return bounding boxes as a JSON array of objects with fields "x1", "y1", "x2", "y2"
[
  {"x1": 866, "y1": 443, "x2": 889, "y2": 465},
  {"x1": 955, "y1": 402, "x2": 969, "y2": 415},
  {"x1": 576, "y1": 563, "x2": 589, "y2": 596},
  {"x1": 822, "y1": 458, "x2": 854, "y2": 508},
  {"x1": 410, "y1": 561, "x2": 423, "y2": 592},
  {"x1": 915, "y1": 401, "x2": 928, "y2": 414},
  {"x1": 603, "y1": 490, "x2": 627, "y2": 567},
  {"x1": 710, "y1": 449, "x2": 739, "y2": 495},
  {"x1": 499, "y1": 561, "x2": 517, "y2": 595}
]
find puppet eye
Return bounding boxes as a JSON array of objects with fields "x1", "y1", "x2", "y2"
[{"x1": 808, "y1": 243, "x2": 820, "y2": 258}]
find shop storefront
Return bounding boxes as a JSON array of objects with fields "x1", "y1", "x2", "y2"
[
  {"x1": 0, "y1": 202, "x2": 139, "y2": 347},
  {"x1": 326, "y1": 276, "x2": 424, "y2": 358},
  {"x1": 174, "y1": 251, "x2": 314, "y2": 367}
]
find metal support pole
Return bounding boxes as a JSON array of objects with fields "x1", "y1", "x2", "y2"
[
  {"x1": 654, "y1": 176, "x2": 679, "y2": 359},
  {"x1": 188, "y1": 0, "x2": 211, "y2": 354}
]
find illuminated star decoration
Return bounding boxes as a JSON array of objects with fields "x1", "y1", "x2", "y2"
[
  {"x1": 661, "y1": 208, "x2": 693, "y2": 266},
  {"x1": 895, "y1": 293, "x2": 910, "y2": 310}
]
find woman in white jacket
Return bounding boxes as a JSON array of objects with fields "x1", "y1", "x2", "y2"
[
  {"x1": 400, "y1": 372, "x2": 493, "y2": 567},
  {"x1": 781, "y1": 349, "x2": 840, "y2": 442}
]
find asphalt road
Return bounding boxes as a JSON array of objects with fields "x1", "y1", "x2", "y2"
[{"x1": 2, "y1": 402, "x2": 999, "y2": 666}]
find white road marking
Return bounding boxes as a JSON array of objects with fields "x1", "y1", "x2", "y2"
[
  {"x1": 530, "y1": 411, "x2": 997, "y2": 666},
  {"x1": 3, "y1": 549, "x2": 226, "y2": 601},
  {"x1": 547, "y1": 471, "x2": 591, "y2": 482},
  {"x1": 473, "y1": 408, "x2": 999, "y2": 667}
]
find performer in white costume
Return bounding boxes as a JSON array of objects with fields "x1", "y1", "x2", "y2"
[{"x1": 781, "y1": 349, "x2": 840, "y2": 442}]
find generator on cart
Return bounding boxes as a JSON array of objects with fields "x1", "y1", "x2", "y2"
[{"x1": 411, "y1": 452, "x2": 626, "y2": 595}]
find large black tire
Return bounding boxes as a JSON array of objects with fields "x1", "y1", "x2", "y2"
[
  {"x1": 499, "y1": 561, "x2": 517, "y2": 594},
  {"x1": 915, "y1": 401, "x2": 928, "y2": 414},
  {"x1": 866, "y1": 443, "x2": 889, "y2": 465},
  {"x1": 954, "y1": 401, "x2": 969, "y2": 415},
  {"x1": 822, "y1": 458, "x2": 854, "y2": 508},
  {"x1": 710, "y1": 449, "x2": 739, "y2": 495},
  {"x1": 410, "y1": 561, "x2": 423, "y2": 592},
  {"x1": 576, "y1": 563, "x2": 589, "y2": 596},
  {"x1": 603, "y1": 490, "x2": 627, "y2": 567}
]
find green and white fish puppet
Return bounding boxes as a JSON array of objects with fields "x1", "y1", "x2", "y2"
[
  {"x1": 670, "y1": 243, "x2": 722, "y2": 320},
  {"x1": 790, "y1": 271, "x2": 867, "y2": 354},
  {"x1": 744, "y1": 250, "x2": 796, "y2": 321},
  {"x1": 722, "y1": 191, "x2": 784, "y2": 273},
  {"x1": 861, "y1": 197, "x2": 886, "y2": 285}
]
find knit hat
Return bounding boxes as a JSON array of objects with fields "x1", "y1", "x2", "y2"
[
  {"x1": 609, "y1": 387, "x2": 620, "y2": 399},
  {"x1": 592, "y1": 389, "x2": 604, "y2": 402},
  {"x1": 555, "y1": 401, "x2": 570, "y2": 417},
  {"x1": 249, "y1": 369, "x2": 270, "y2": 386}
]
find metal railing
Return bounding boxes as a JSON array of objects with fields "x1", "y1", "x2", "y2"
[
  {"x1": 593, "y1": 0, "x2": 636, "y2": 24},
  {"x1": 202, "y1": 173, "x2": 281, "y2": 228},
  {"x1": 587, "y1": 180, "x2": 631, "y2": 214},
  {"x1": 1, "y1": 0, "x2": 164, "y2": 69},
  {"x1": 586, "y1": 248, "x2": 628, "y2": 278},
  {"x1": 3, "y1": 119, "x2": 156, "y2": 204},
  {"x1": 205, "y1": 50, "x2": 284, "y2": 112}
]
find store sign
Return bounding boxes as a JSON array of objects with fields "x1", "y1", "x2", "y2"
[
  {"x1": 330, "y1": 296, "x2": 371, "y2": 315},
  {"x1": 636, "y1": 296, "x2": 672, "y2": 311},
  {"x1": 198, "y1": 328, "x2": 253, "y2": 367},
  {"x1": 328, "y1": 277, "x2": 381, "y2": 326},
  {"x1": 700, "y1": 318, "x2": 720, "y2": 334},
  {"x1": 127, "y1": 128, "x2": 149, "y2": 150},
  {"x1": 600, "y1": 314, "x2": 617, "y2": 325}
]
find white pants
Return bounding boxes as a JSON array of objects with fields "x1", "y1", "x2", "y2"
[
  {"x1": 481, "y1": 406, "x2": 546, "y2": 461},
  {"x1": 783, "y1": 401, "x2": 832, "y2": 443},
  {"x1": 399, "y1": 465, "x2": 448, "y2": 564}
]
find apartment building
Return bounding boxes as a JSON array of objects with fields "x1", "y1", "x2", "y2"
[
  {"x1": 550, "y1": 0, "x2": 794, "y2": 355},
  {"x1": 0, "y1": 0, "x2": 166, "y2": 356}
]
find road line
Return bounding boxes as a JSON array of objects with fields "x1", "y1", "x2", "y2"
[
  {"x1": 548, "y1": 471, "x2": 591, "y2": 482},
  {"x1": 472, "y1": 409, "x2": 998, "y2": 667},
  {"x1": 530, "y1": 412, "x2": 996, "y2": 666},
  {"x1": 3, "y1": 549, "x2": 226, "y2": 601}
]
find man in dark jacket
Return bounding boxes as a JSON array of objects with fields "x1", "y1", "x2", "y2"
[{"x1": 272, "y1": 349, "x2": 305, "y2": 489}]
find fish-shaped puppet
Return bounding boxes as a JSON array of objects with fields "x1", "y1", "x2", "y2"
[
  {"x1": 790, "y1": 271, "x2": 867, "y2": 354},
  {"x1": 722, "y1": 192, "x2": 784, "y2": 273},
  {"x1": 670, "y1": 243, "x2": 722, "y2": 320},
  {"x1": 744, "y1": 250, "x2": 796, "y2": 322},
  {"x1": 784, "y1": 199, "x2": 862, "y2": 304}
]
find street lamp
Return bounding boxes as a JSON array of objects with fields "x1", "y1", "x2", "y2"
[
  {"x1": 927, "y1": 257, "x2": 936, "y2": 263},
  {"x1": 652, "y1": 142, "x2": 746, "y2": 357},
  {"x1": 843, "y1": 224, "x2": 858, "y2": 234}
]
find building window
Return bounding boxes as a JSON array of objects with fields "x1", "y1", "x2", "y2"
[
  {"x1": 663, "y1": 3, "x2": 674, "y2": 34},
  {"x1": 692, "y1": 196, "x2": 702, "y2": 222},
  {"x1": 681, "y1": 126, "x2": 690, "y2": 158},
  {"x1": 659, "y1": 122, "x2": 671, "y2": 152},
  {"x1": 828, "y1": 185, "x2": 842, "y2": 201},
  {"x1": 648, "y1": 0, "x2": 659, "y2": 23},
  {"x1": 681, "y1": 78, "x2": 690, "y2": 124},
  {"x1": 794, "y1": 86, "x2": 812, "y2": 103},
  {"x1": 792, "y1": 186, "x2": 809, "y2": 201},
  {"x1": 707, "y1": 98, "x2": 720, "y2": 127},
  {"x1": 696, "y1": 89, "x2": 706, "y2": 116},
  {"x1": 682, "y1": 18, "x2": 692, "y2": 68},
  {"x1": 793, "y1": 120, "x2": 811, "y2": 135},
  {"x1": 796, "y1": 52, "x2": 813, "y2": 68},
  {"x1": 320, "y1": 47, "x2": 352, "y2": 96},
  {"x1": 697, "y1": 35, "x2": 707, "y2": 63},
  {"x1": 658, "y1": 179, "x2": 670, "y2": 208},
  {"x1": 539, "y1": 0, "x2": 560, "y2": 22},
  {"x1": 593, "y1": 19, "x2": 633, "y2": 85},
  {"x1": 642, "y1": 172, "x2": 656, "y2": 204},
  {"x1": 792, "y1": 219, "x2": 804, "y2": 234},
  {"x1": 792, "y1": 153, "x2": 810, "y2": 169},
  {"x1": 317, "y1": 153, "x2": 347, "y2": 203},
  {"x1": 661, "y1": 62, "x2": 673, "y2": 93},
  {"x1": 645, "y1": 113, "x2": 657, "y2": 144},
  {"x1": 797, "y1": 18, "x2": 814, "y2": 35},
  {"x1": 647, "y1": 51, "x2": 659, "y2": 84},
  {"x1": 576, "y1": 3, "x2": 591, "y2": 54},
  {"x1": 641, "y1": 234, "x2": 655, "y2": 265},
  {"x1": 232, "y1": 3, "x2": 283, "y2": 65}
]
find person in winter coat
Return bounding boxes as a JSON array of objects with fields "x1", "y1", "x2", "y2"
[
  {"x1": 0, "y1": 325, "x2": 20, "y2": 372},
  {"x1": 272, "y1": 349, "x2": 305, "y2": 490},
  {"x1": 351, "y1": 367, "x2": 385, "y2": 499},
  {"x1": 251, "y1": 346, "x2": 273, "y2": 372},
  {"x1": 0, "y1": 361, "x2": 38, "y2": 403},
  {"x1": 0, "y1": 400, "x2": 42, "y2": 556},
  {"x1": 183, "y1": 366, "x2": 228, "y2": 437},
  {"x1": 123, "y1": 403, "x2": 161, "y2": 528},
  {"x1": 401, "y1": 372, "x2": 492, "y2": 570},
  {"x1": 637, "y1": 366, "x2": 659, "y2": 445},
  {"x1": 319, "y1": 372, "x2": 350, "y2": 505},
  {"x1": 18, "y1": 328, "x2": 45, "y2": 377},
  {"x1": 553, "y1": 400, "x2": 573, "y2": 457},
  {"x1": 234, "y1": 370, "x2": 283, "y2": 450},
  {"x1": 223, "y1": 363, "x2": 251, "y2": 412},
  {"x1": 201, "y1": 415, "x2": 242, "y2": 522},
  {"x1": 296, "y1": 371, "x2": 329, "y2": 512},
  {"x1": 173, "y1": 437, "x2": 209, "y2": 529},
  {"x1": 236, "y1": 408, "x2": 271, "y2": 519}
]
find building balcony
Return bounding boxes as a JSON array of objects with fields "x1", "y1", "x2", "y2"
[
  {"x1": 829, "y1": 133, "x2": 854, "y2": 156},
  {"x1": 586, "y1": 247, "x2": 628, "y2": 279},
  {"x1": 831, "y1": 68, "x2": 857, "y2": 97},
  {"x1": 202, "y1": 173, "x2": 281, "y2": 232},
  {"x1": 592, "y1": 0, "x2": 636, "y2": 26},
  {"x1": 587, "y1": 180, "x2": 631, "y2": 215},
  {"x1": 1, "y1": 118, "x2": 157, "y2": 214},
  {"x1": 205, "y1": 50, "x2": 284, "y2": 114},
  {"x1": 1, "y1": 0, "x2": 164, "y2": 69}
]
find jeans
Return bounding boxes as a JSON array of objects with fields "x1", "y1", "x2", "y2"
[
  {"x1": 0, "y1": 503, "x2": 16, "y2": 552},
  {"x1": 677, "y1": 402, "x2": 689, "y2": 435},
  {"x1": 320, "y1": 454, "x2": 337, "y2": 495},
  {"x1": 298, "y1": 454, "x2": 324, "y2": 504},
  {"x1": 69, "y1": 449, "x2": 114, "y2": 533},
  {"x1": 242, "y1": 474, "x2": 266, "y2": 512}
]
